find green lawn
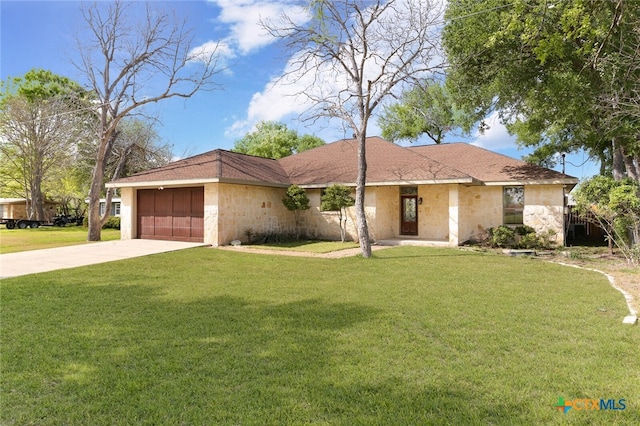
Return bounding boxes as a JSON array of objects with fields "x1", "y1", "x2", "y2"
[
  {"x1": 248, "y1": 240, "x2": 360, "y2": 253},
  {"x1": 0, "y1": 226, "x2": 120, "y2": 254},
  {"x1": 1, "y1": 246, "x2": 638, "y2": 425}
]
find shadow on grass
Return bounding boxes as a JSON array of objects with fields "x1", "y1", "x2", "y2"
[
  {"x1": 1, "y1": 280, "x2": 531, "y2": 425},
  {"x1": 3, "y1": 254, "x2": 636, "y2": 425}
]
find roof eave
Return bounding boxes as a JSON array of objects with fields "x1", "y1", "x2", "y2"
[
  {"x1": 482, "y1": 178, "x2": 579, "y2": 186},
  {"x1": 106, "y1": 177, "x2": 291, "y2": 189},
  {"x1": 298, "y1": 177, "x2": 475, "y2": 189}
]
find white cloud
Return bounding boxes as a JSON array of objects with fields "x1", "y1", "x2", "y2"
[
  {"x1": 226, "y1": 0, "x2": 445, "y2": 139},
  {"x1": 204, "y1": 0, "x2": 309, "y2": 55},
  {"x1": 188, "y1": 40, "x2": 235, "y2": 63},
  {"x1": 470, "y1": 111, "x2": 518, "y2": 151}
]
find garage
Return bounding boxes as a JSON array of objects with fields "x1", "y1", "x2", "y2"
[{"x1": 137, "y1": 187, "x2": 204, "y2": 242}]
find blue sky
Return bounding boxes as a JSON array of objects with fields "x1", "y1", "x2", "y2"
[{"x1": 1, "y1": 0, "x2": 598, "y2": 178}]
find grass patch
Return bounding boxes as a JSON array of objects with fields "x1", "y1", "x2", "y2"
[
  {"x1": 0, "y1": 227, "x2": 120, "y2": 254},
  {"x1": 249, "y1": 240, "x2": 359, "y2": 253},
  {"x1": 1, "y1": 246, "x2": 639, "y2": 425}
]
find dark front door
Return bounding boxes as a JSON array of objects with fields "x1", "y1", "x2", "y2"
[{"x1": 401, "y1": 195, "x2": 418, "y2": 235}]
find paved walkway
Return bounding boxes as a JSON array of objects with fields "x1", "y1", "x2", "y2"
[{"x1": 0, "y1": 240, "x2": 205, "y2": 279}]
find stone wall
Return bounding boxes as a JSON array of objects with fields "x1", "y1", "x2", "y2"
[
  {"x1": 458, "y1": 186, "x2": 503, "y2": 243},
  {"x1": 523, "y1": 185, "x2": 565, "y2": 243},
  {"x1": 302, "y1": 188, "x2": 358, "y2": 241},
  {"x1": 419, "y1": 185, "x2": 449, "y2": 240},
  {"x1": 120, "y1": 181, "x2": 567, "y2": 246},
  {"x1": 214, "y1": 183, "x2": 294, "y2": 246}
]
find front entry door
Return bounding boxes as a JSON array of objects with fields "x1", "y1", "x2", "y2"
[{"x1": 401, "y1": 195, "x2": 418, "y2": 235}]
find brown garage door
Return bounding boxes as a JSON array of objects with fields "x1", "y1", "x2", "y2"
[{"x1": 137, "y1": 187, "x2": 204, "y2": 242}]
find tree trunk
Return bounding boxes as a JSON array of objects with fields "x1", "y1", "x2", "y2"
[
  {"x1": 339, "y1": 208, "x2": 345, "y2": 243},
  {"x1": 87, "y1": 151, "x2": 109, "y2": 241},
  {"x1": 620, "y1": 145, "x2": 640, "y2": 182},
  {"x1": 88, "y1": 128, "x2": 120, "y2": 241},
  {"x1": 355, "y1": 133, "x2": 372, "y2": 258},
  {"x1": 100, "y1": 144, "x2": 131, "y2": 228},
  {"x1": 612, "y1": 137, "x2": 626, "y2": 181},
  {"x1": 31, "y1": 174, "x2": 44, "y2": 221}
]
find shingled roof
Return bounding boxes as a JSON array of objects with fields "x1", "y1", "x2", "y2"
[
  {"x1": 111, "y1": 149, "x2": 290, "y2": 187},
  {"x1": 109, "y1": 137, "x2": 577, "y2": 188},
  {"x1": 409, "y1": 143, "x2": 577, "y2": 184},
  {"x1": 279, "y1": 136, "x2": 472, "y2": 187}
]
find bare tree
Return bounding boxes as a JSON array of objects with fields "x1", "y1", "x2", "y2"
[
  {"x1": 264, "y1": 0, "x2": 443, "y2": 257},
  {"x1": 103, "y1": 119, "x2": 172, "y2": 224},
  {"x1": 75, "y1": 0, "x2": 225, "y2": 241},
  {"x1": 0, "y1": 87, "x2": 88, "y2": 221}
]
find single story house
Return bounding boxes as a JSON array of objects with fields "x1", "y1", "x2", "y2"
[
  {"x1": 0, "y1": 198, "x2": 59, "y2": 223},
  {"x1": 84, "y1": 198, "x2": 122, "y2": 217},
  {"x1": 107, "y1": 136, "x2": 578, "y2": 246}
]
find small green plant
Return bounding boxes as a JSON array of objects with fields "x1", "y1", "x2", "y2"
[
  {"x1": 516, "y1": 232, "x2": 539, "y2": 249},
  {"x1": 321, "y1": 184, "x2": 355, "y2": 242},
  {"x1": 569, "y1": 250, "x2": 585, "y2": 260},
  {"x1": 491, "y1": 225, "x2": 516, "y2": 247},
  {"x1": 282, "y1": 185, "x2": 310, "y2": 239},
  {"x1": 102, "y1": 216, "x2": 121, "y2": 229},
  {"x1": 252, "y1": 231, "x2": 298, "y2": 244},
  {"x1": 514, "y1": 225, "x2": 535, "y2": 236}
]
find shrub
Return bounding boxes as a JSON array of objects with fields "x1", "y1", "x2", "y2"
[
  {"x1": 516, "y1": 233, "x2": 539, "y2": 249},
  {"x1": 491, "y1": 226, "x2": 516, "y2": 247},
  {"x1": 83, "y1": 216, "x2": 121, "y2": 229},
  {"x1": 103, "y1": 217, "x2": 121, "y2": 229},
  {"x1": 514, "y1": 225, "x2": 536, "y2": 236},
  {"x1": 252, "y1": 231, "x2": 298, "y2": 244}
]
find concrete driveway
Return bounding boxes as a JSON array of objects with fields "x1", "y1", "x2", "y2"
[{"x1": 0, "y1": 239, "x2": 206, "y2": 279}]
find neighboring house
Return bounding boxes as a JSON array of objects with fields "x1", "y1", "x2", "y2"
[
  {"x1": 107, "y1": 136, "x2": 578, "y2": 246},
  {"x1": 0, "y1": 198, "x2": 59, "y2": 223},
  {"x1": 101, "y1": 199, "x2": 121, "y2": 217},
  {"x1": 85, "y1": 198, "x2": 122, "y2": 217}
]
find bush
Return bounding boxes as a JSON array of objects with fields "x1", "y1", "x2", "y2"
[
  {"x1": 252, "y1": 231, "x2": 298, "y2": 244},
  {"x1": 82, "y1": 216, "x2": 121, "y2": 229},
  {"x1": 514, "y1": 225, "x2": 536, "y2": 236},
  {"x1": 491, "y1": 226, "x2": 516, "y2": 247},
  {"x1": 103, "y1": 217, "x2": 121, "y2": 229},
  {"x1": 516, "y1": 233, "x2": 539, "y2": 249}
]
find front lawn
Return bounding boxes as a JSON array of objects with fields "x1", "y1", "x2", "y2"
[
  {"x1": 0, "y1": 226, "x2": 120, "y2": 254},
  {"x1": 247, "y1": 240, "x2": 359, "y2": 253},
  {"x1": 1, "y1": 247, "x2": 638, "y2": 425}
]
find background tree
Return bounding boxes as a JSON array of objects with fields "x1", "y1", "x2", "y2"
[
  {"x1": 442, "y1": 0, "x2": 640, "y2": 179},
  {"x1": 321, "y1": 184, "x2": 355, "y2": 242},
  {"x1": 232, "y1": 121, "x2": 324, "y2": 159},
  {"x1": 0, "y1": 69, "x2": 89, "y2": 220},
  {"x1": 265, "y1": 0, "x2": 444, "y2": 257},
  {"x1": 378, "y1": 82, "x2": 478, "y2": 144},
  {"x1": 573, "y1": 175, "x2": 640, "y2": 264},
  {"x1": 75, "y1": 0, "x2": 225, "y2": 241},
  {"x1": 282, "y1": 184, "x2": 310, "y2": 239}
]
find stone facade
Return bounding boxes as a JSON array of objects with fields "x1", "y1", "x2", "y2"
[
  {"x1": 119, "y1": 182, "x2": 567, "y2": 246},
  {"x1": 522, "y1": 185, "x2": 565, "y2": 244},
  {"x1": 209, "y1": 183, "x2": 294, "y2": 246}
]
